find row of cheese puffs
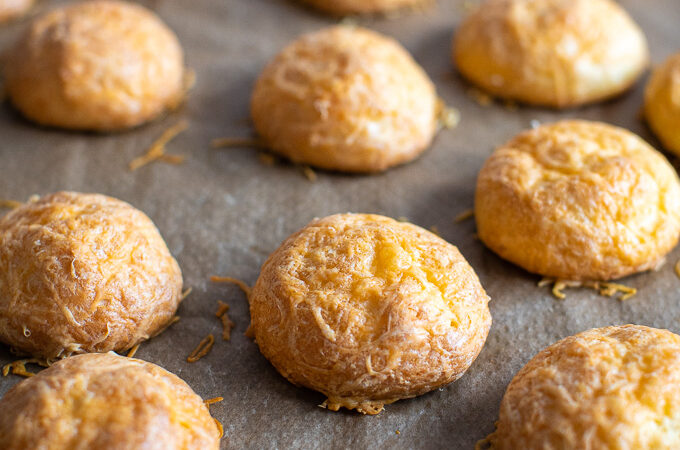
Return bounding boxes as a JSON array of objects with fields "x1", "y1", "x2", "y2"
[{"x1": 0, "y1": 0, "x2": 680, "y2": 448}]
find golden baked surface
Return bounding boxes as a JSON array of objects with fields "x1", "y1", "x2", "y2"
[
  {"x1": 0, "y1": 352, "x2": 220, "y2": 449},
  {"x1": 298, "y1": 0, "x2": 425, "y2": 15},
  {"x1": 251, "y1": 26, "x2": 437, "y2": 173},
  {"x1": 491, "y1": 325, "x2": 680, "y2": 449},
  {"x1": 250, "y1": 213, "x2": 491, "y2": 414},
  {"x1": 4, "y1": 0, "x2": 184, "y2": 131},
  {"x1": 645, "y1": 52, "x2": 680, "y2": 155},
  {"x1": 475, "y1": 120, "x2": 680, "y2": 281},
  {"x1": 0, "y1": 191, "x2": 183, "y2": 359},
  {"x1": 0, "y1": 0, "x2": 32, "y2": 23},
  {"x1": 453, "y1": 0, "x2": 648, "y2": 108}
]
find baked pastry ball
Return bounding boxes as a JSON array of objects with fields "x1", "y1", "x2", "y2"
[
  {"x1": 490, "y1": 325, "x2": 680, "y2": 449},
  {"x1": 251, "y1": 26, "x2": 438, "y2": 173},
  {"x1": 249, "y1": 213, "x2": 492, "y2": 414},
  {"x1": 0, "y1": 352, "x2": 220, "y2": 449},
  {"x1": 645, "y1": 52, "x2": 680, "y2": 155},
  {"x1": 0, "y1": 191, "x2": 183, "y2": 359},
  {"x1": 475, "y1": 120, "x2": 680, "y2": 281},
  {"x1": 453, "y1": 0, "x2": 649, "y2": 108},
  {"x1": 298, "y1": 0, "x2": 426, "y2": 16},
  {"x1": 4, "y1": 0, "x2": 185, "y2": 131},
  {"x1": 0, "y1": 0, "x2": 33, "y2": 23}
]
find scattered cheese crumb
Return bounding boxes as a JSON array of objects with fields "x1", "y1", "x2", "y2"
[
  {"x1": 214, "y1": 418, "x2": 224, "y2": 439},
  {"x1": 436, "y1": 98, "x2": 461, "y2": 130},
  {"x1": 675, "y1": 260, "x2": 680, "y2": 279},
  {"x1": 429, "y1": 225, "x2": 441, "y2": 236},
  {"x1": 211, "y1": 275, "x2": 252, "y2": 300},
  {"x1": 215, "y1": 300, "x2": 235, "y2": 341},
  {"x1": 539, "y1": 278, "x2": 637, "y2": 301},
  {"x1": 454, "y1": 209, "x2": 474, "y2": 223},
  {"x1": 395, "y1": 430, "x2": 401, "y2": 435},
  {"x1": 151, "y1": 315, "x2": 180, "y2": 338},
  {"x1": 301, "y1": 165, "x2": 318, "y2": 182},
  {"x1": 181, "y1": 287, "x2": 193, "y2": 301},
  {"x1": 467, "y1": 87, "x2": 493, "y2": 106},
  {"x1": 187, "y1": 334, "x2": 215, "y2": 363},
  {"x1": 257, "y1": 152, "x2": 276, "y2": 166},
  {"x1": 0, "y1": 199, "x2": 22, "y2": 209},
  {"x1": 204, "y1": 396, "x2": 224, "y2": 406},
  {"x1": 211, "y1": 137, "x2": 266, "y2": 149},
  {"x1": 129, "y1": 120, "x2": 188, "y2": 171},
  {"x1": 2, "y1": 358, "x2": 49, "y2": 378},
  {"x1": 126, "y1": 343, "x2": 140, "y2": 358}
]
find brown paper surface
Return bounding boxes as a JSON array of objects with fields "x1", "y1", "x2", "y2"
[{"x1": 1, "y1": 0, "x2": 679, "y2": 448}]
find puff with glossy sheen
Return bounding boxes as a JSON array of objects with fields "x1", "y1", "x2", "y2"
[
  {"x1": 250, "y1": 213, "x2": 491, "y2": 414},
  {"x1": 475, "y1": 120, "x2": 680, "y2": 281},
  {"x1": 645, "y1": 52, "x2": 680, "y2": 155},
  {"x1": 0, "y1": 353, "x2": 220, "y2": 449},
  {"x1": 251, "y1": 26, "x2": 437, "y2": 173},
  {"x1": 0, "y1": 192, "x2": 183, "y2": 359},
  {"x1": 453, "y1": 0, "x2": 649, "y2": 108},
  {"x1": 4, "y1": 0, "x2": 184, "y2": 131},
  {"x1": 490, "y1": 325, "x2": 680, "y2": 449},
  {"x1": 298, "y1": 0, "x2": 427, "y2": 15},
  {"x1": 0, "y1": 0, "x2": 33, "y2": 23}
]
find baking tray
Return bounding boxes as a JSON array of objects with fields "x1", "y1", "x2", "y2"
[{"x1": 1, "y1": 0, "x2": 679, "y2": 448}]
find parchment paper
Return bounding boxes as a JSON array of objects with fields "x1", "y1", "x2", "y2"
[{"x1": 1, "y1": 0, "x2": 679, "y2": 448}]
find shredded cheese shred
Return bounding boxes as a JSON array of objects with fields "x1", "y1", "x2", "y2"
[
  {"x1": 187, "y1": 334, "x2": 215, "y2": 363},
  {"x1": 203, "y1": 396, "x2": 225, "y2": 439},
  {"x1": 436, "y1": 98, "x2": 461, "y2": 130},
  {"x1": 539, "y1": 278, "x2": 637, "y2": 301},
  {"x1": 204, "y1": 396, "x2": 224, "y2": 406},
  {"x1": 675, "y1": 260, "x2": 680, "y2": 279},
  {"x1": 210, "y1": 276, "x2": 252, "y2": 300},
  {"x1": 151, "y1": 315, "x2": 180, "y2": 338},
  {"x1": 210, "y1": 137, "x2": 266, "y2": 149},
  {"x1": 129, "y1": 120, "x2": 188, "y2": 171},
  {"x1": 2, "y1": 358, "x2": 50, "y2": 378},
  {"x1": 0, "y1": 199, "x2": 22, "y2": 210},
  {"x1": 126, "y1": 343, "x2": 140, "y2": 358},
  {"x1": 454, "y1": 209, "x2": 474, "y2": 223},
  {"x1": 215, "y1": 301, "x2": 235, "y2": 341},
  {"x1": 301, "y1": 165, "x2": 317, "y2": 182}
]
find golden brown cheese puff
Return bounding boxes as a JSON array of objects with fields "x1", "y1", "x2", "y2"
[
  {"x1": 453, "y1": 0, "x2": 649, "y2": 108},
  {"x1": 475, "y1": 120, "x2": 680, "y2": 281},
  {"x1": 0, "y1": 353, "x2": 220, "y2": 449},
  {"x1": 0, "y1": 0, "x2": 33, "y2": 23},
  {"x1": 4, "y1": 0, "x2": 185, "y2": 131},
  {"x1": 645, "y1": 52, "x2": 680, "y2": 155},
  {"x1": 489, "y1": 325, "x2": 680, "y2": 449},
  {"x1": 298, "y1": 0, "x2": 427, "y2": 16},
  {"x1": 251, "y1": 26, "x2": 438, "y2": 173},
  {"x1": 249, "y1": 213, "x2": 491, "y2": 414},
  {"x1": 0, "y1": 192, "x2": 183, "y2": 359}
]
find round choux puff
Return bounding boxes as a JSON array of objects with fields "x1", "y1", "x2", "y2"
[
  {"x1": 475, "y1": 120, "x2": 680, "y2": 281},
  {"x1": 251, "y1": 26, "x2": 438, "y2": 173},
  {"x1": 4, "y1": 0, "x2": 185, "y2": 131},
  {"x1": 0, "y1": 191, "x2": 183, "y2": 359},
  {"x1": 453, "y1": 0, "x2": 649, "y2": 108},
  {"x1": 249, "y1": 213, "x2": 492, "y2": 414},
  {"x1": 488, "y1": 325, "x2": 680, "y2": 449},
  {"x1": 645, "y1": 52, "x2": 680, "y2": 155},
  {"x1": 0, "y1": 352, "x2": 220, "y2": 449}
]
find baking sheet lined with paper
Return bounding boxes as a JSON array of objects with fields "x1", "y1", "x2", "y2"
[{"x1": 0, "y1": 0, "x2": 679, "y2": 448}]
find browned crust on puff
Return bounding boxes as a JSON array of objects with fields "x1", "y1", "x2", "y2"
[
  {"x1": 491, "y1": 325, "x2": 680, "y2": 449},
  {"x1": 4, "y1": 0, "x2": 184, "y2": 131},
  {"x1": 0, "y1": 192, "x2": 183, "y2": 359},
  {"x1": 0, "y1": 353, "x2": 220, "y2": 449},
  {"x1": 251, "y1": 26, "x2": 437, "y2": 173},
  {"x1": 250, "y1": 213, "x2": 491, "y2": 413},
  {"x1": 475, "y1": 120, "x2": 680, "y2": 281},
  {"x1": 453, "y1": 0, "x2": 649, "y2": 108}
]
